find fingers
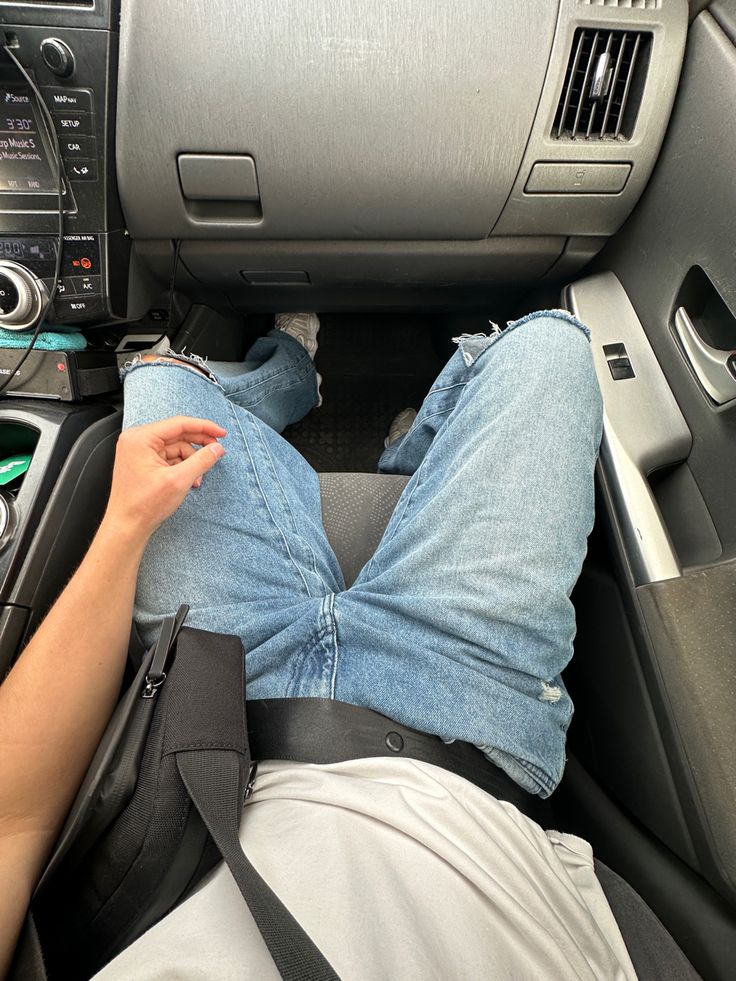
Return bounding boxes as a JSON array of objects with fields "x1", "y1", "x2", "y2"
[
  {"x1": 163, "y1": 440, "x2": 197, "y2": 463},
  {"x1": 170, "y1": 441, "x2": 226, "y2": 491},
  {"x1": 142, "y1": 416, "x2": 227, "y2": 443}
]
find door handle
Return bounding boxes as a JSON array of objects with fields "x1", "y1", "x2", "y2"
[{"x1": 674, "y1": 306, "x2": 736, "y2": 405}]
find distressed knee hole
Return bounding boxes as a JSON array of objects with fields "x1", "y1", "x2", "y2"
[
  {"x1": 120, "y1": 348, "x2": 220, "y2": 386},
  {"x1": 539, "y1": 681, "x2": 562, "y2": 704}
]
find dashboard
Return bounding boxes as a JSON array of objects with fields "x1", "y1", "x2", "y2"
[{"x1": 0, "y1": 0, "x2": 689, "y2": 321}]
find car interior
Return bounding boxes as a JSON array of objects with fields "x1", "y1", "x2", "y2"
[{"x1": 0, "y1": 0, "x2": 735, "y2": 976}]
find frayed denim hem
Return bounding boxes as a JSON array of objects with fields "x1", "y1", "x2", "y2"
[
  {"x1": 453, "y1": 309, "x2": 591, "y2": 366},
  {"x1": 119, "y1": 347, "x2": 224, "y2": 391},
  {"x1": 507, "y1": 308, "x2": 590, "y2": 338}
]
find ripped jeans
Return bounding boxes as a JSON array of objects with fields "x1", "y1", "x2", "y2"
[{"x1": 122, "y1": 315, "x2": 603, "y2": 797}]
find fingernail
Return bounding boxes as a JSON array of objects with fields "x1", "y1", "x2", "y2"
[
  {"x1": 207, "y1": 442, "x2": 225, "y2": 459},
  {"x1": 193, "y1": 477, "x2": 202, "y2": 488}
]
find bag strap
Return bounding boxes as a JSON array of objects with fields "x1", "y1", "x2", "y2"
[
  {"x1": 163, "y1": 628, "x2": 340, "y2": 981},
  {"x1": 178, "y1": 750, "x2": 339, "y2": 981},
  {"x1": 7, "y1": 913, "x2": 48, "y2": 981}
]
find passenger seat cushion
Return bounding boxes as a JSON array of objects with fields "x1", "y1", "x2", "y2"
[
  {"x1": 318, "y1": 473, "x2": 410, "y2": 587},
  {"x1": 594, "y1": 861, "x2": 700, "y2": 980}
]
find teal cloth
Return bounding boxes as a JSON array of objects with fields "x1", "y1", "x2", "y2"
[{"x1": 0, "y1": 327, "x2": 87, "y2": 351}]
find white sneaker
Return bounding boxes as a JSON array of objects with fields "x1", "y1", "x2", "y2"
[
  {"x1": 384, "y1": 408, "x2": 417, "y2": 448},
  {"x1": 275, "y1": 312, "x2": 320, "y2": 360}
]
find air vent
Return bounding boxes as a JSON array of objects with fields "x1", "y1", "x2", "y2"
[{"x1": 552, "y1": 28, "x2": 652, "y2": 140}]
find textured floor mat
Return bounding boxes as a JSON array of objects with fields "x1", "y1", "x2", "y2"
[{"x1": 285, "y1": 314, "x2": 442, "y2": 473}]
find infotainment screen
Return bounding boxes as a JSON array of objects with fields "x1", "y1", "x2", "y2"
[{"x1": 0, "y1": 85, "x2": 56, "y2": 193}]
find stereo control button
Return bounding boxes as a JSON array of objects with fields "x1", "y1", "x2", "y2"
[
  {"x1": 44, "y1": 87, "x2": 92, "y2": 113},
  {"x1": 54, "y1": 113, "x2": 93, "y2": 136},
  {"x1": 71, "y1": 275, "x2": 101, "y2": 295},
  {"x1": 53, "y1": 295, "x2": 103, "y2": 321},
  {"x1": 60, "y1": 135, "x2": 96, "y2": 159},
  {"x1": 40, "y1": 39, "x2": 75, "y2": 79},
  {"x1": 53, "y1": 278, "x2": 76, "y2": 297},
  {"x1": 66, "y1": 159, "x2": 97, "y2": 182},
  {"x1": 62, "y1": 237, "x2": 100, "y2": 276}
]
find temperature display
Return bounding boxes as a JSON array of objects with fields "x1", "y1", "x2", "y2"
[{"x1": 0, "y1": 85, "x2": 55, "y2": 193}]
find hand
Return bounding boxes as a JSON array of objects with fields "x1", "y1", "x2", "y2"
[{"x1": 102, "y1": 416, "x2": 227, "y2": 542}]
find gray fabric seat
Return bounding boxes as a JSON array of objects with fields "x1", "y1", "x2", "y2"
[{"x1": 318, "y1": 472, "x2": 409, "y2": 587}]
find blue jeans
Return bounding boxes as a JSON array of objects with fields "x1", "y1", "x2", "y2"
[{"x1": 122, "y1": 315, "x2": 602, "y2": 797}]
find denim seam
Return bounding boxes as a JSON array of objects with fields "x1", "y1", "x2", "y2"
[
  {"x1": 284, "y1": 610, "x2": 336, "y2": 697},
  {"x1": 400, "y1": 384, "x2": 467, "y2": 440},
  {"x1": 394, "y1": 401, "x2": 461, "y2": 449},
  {"x1": 229, "y1": 404, "x2": 313, "y2": 598},
  {"x1": 328, "y1": 592, "x2": 339, "y2": 699},
  {"x1": 426, "y1": 381, "x2": 468, "y2": 397},
  {"x1": 229, "y1": 372, "x2": 314, "y2": 412},
  {"x1": 226, "y1": 354, "x2": 312, "y2": 398},
  {"x1": 228, "y1": 367, "x2": 311, "y2": 401},
  {"x1": 414, "y1": 405, "x2": 456, "y2": 425},
  {"x1": 257, "y1": 425, "x2": 321, "y2": 584},
  {"x1": 381, "y1": 395, "x2": 466, "y2": 487},
  {"x1": 251, "y1": 419, "x2": 316, "y2": 595}
]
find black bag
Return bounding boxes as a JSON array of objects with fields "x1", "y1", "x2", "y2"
[{"x1": 24, "y1": 609, "x2": 339, "y2": 981}]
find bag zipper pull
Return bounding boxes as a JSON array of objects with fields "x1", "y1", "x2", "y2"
[
  {"x1": 245, "y1": 761, "x2": 259, "y2": 800},
  {"x1": 141, "y1": 673, "x2": 167, "y2": 699},
  {"x1": 141, "y1": 604, "x2": 190, "y2": 699}
]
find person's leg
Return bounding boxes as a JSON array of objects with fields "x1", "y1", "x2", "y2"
[
  {"x1": 122, "y1": 354, "x2": 344, "y2": 700},
  {"x1": 146, "y1": 328, "x2": 320, "y2": 434},
  {"x1": 333, "y1": 311, "x2": 603, "y2": 797}
]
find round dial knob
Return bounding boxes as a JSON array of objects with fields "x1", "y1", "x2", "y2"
[
  {"x1": 0, "y1": 261, "x2": 49, "y2": 331},
  {"x1": 0, "y1": 275, "x2": 21, "y2": 317},
  {"x1": 40, "y1": 38, "x2": 75, "y2": 78}
]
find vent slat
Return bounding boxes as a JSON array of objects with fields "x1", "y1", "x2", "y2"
[
  {"x1": 552, "y1": 27, "x2": 651, "y2": 141},
  {"x1": 571, "y1": 30, "x2": 600, "y2": 138},
  {"x1": 600, "y1": 31, "x2": 628, "y2": 135},
  {"x1": 615, "y1": 33, "x2": 641, "y2": 138},
  {"x1": 557, "y1": 31, "x2": 587, "y2": 138},
  {"x1": 586, "y1": 32, "x2": 614, "y2": 139},
  {"x1": 580, "y1": 0, "x2": 660, "y2": 9}
]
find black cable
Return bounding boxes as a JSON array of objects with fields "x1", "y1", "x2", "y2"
[
  {"x1": 161, "y1": 237, "x2": 181, "y2": 346},
  {"x1": 0, "y1": 45, "x2": 65, "y2": 397},
  {"x1": 128, "y1": 238, "x2": 180, "y2": 352}
]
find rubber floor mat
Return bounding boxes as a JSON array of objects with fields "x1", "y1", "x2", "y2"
[{"x1": 285, "y1": 314, "x2": 442, "y2": 473}]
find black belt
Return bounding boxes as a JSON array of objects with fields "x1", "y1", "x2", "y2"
[{"x1": 247, "y1": 698, "x2": 550, "y2": 827}]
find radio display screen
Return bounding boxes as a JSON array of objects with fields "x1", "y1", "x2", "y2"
[{"x1": 0, "y1": 85, "x2": 56, "y2": 193}]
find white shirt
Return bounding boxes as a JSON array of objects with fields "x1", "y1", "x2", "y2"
[{"x1": 96, "y1": 758, "x2": 636, "y2": 980}]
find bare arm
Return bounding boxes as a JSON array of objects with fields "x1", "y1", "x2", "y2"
[{"x1": 0, "y1": 415, "x2": 226, "y2": 976}]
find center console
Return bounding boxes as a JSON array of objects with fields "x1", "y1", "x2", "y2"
[
  {"x1": 0, "y1": 397, "x2": 120, "y2": 676},
  {"x1": 0, "y1": 0, "x2": 127, "y2": 329}
]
